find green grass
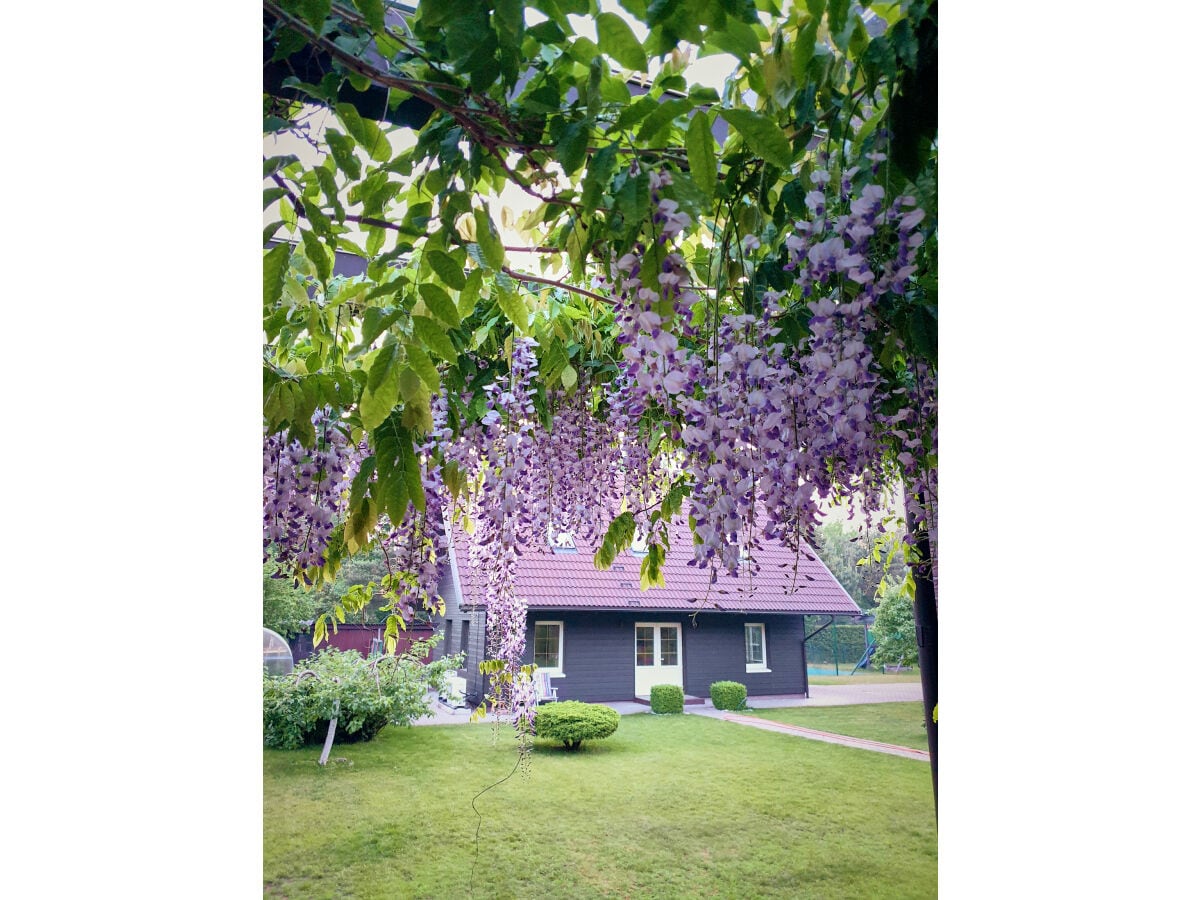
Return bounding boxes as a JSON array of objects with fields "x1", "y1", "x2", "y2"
[
  {"x1": 264, "y1": 714, "x2": 936, "y2": 899},
  {"x1": 744, "y1": 702, "x2": 929, "y2": 751},
  {"x1": 808, "y1": 669, "x2": 922, "y2": 685}
]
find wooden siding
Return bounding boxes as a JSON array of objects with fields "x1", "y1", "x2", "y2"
[
  {"x1": 520, "y1": 611, "x2": 810, "y2": 702},
  {"x1": 431, "y1": 548, "x2": 490, "y2": 704},
  {"x1": 288, "y1": 622, "x2": 436, "y2": 663}
]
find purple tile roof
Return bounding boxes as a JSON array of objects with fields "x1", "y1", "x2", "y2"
[{"x1": 452, "y1": 516, "x2": 861, "y2": 616}]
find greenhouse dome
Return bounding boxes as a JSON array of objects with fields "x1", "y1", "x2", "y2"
[{"x1": 262, "y1": 627, "x2": 294, "y2": 676}]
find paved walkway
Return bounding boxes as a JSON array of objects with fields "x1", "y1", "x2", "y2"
[{"x1": 415, "y1": 681, "x2": 926, "y2": 746}]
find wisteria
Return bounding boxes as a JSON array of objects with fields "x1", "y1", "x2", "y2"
[
  {"x1": 261, "y1": 155, "x2": 936, "y2": 749},
  {"x1": 262, "y1": 409, "x2": 359, "y2": 576}
]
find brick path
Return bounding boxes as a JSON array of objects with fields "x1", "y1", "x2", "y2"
[{"x1": 680, "y1": 682, "x2": 930, "y2": 760}]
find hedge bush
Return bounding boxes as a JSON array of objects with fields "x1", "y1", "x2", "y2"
[
  {"x1": 534, "y1": 701, "x2": 620, "y2": 751},
  {"x1": 710, "y1": 681, "x2": 747, "y2": 711},
  {"x1": 263, "y1": 645, "x2": 462, "y2": 750},
  {"x1": 650, "y1": 684, "x2": 684, "y2": 714}
]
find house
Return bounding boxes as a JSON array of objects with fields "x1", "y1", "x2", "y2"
[{"x1": 433, "y1": 517, "x2": 861, "y2": 706}]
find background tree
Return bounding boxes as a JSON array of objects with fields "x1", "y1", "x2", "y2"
[
  {"x1": 870, "y1": 579, "x2": 917, "y2": 667},
  {"x1": 814, "y1": 518, "x2": 907, "y2": 612}
]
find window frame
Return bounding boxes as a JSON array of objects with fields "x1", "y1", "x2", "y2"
[
  {"x1": 745, "y1": 622, "x2": 770, "y2": 673},
  {"x1": 533, "y1": 620, "x2": 565, "y2": 676}
]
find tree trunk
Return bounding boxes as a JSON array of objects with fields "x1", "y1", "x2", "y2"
[{"x1": 907, "y1": 493, "x2": 938, "y2": 816}]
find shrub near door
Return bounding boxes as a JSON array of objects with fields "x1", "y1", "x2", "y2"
[
  {"x1": 650, "y1": 684, "x2": 684, "y2": 714},
  {"x1": 709, "y1": 681, "x2": 747, "y2": 711}
]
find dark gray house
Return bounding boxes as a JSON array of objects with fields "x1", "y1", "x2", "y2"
[{"x1": 434, "y1": 517, "x2": 861, "y2": 706}]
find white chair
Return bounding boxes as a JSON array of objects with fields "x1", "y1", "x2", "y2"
[{"x1": 534, "y1": 668, "x2": 558, "y2": 702}]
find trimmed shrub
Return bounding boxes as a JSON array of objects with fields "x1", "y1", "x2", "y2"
[
  {"x1": 534, "y1": 701, "x2": 620, "y2": 751},
  {"x1": 650, "y1": 683, "x2": 684, "y2": 714},
  {"x1": 710, "y1": 680, "x2": 747, "y2": 711}
]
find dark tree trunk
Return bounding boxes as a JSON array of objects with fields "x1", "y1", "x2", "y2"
[{"x1": 907, "y1": 492, "x2": 938, "y2": 816}]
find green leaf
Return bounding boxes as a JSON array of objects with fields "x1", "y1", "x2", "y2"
[
  {"x1": 398, "y1": 366, "x2": 433, "y2": 435},
  {"x1": 594, "y1": 511, "x2": 636, "y2": 570},
  {"x1": 615, "y1": 94, "x2": 658, "y2": 130},
  {"x1": 560, "y1": 363, "x2": 578, "y2": 393},
  {"x1": 264, "y1": 243, "x2": 290, "y2": 308},
  {"x1": 581, "y1": 142, "x2": 619, "y2": 209},
  {"x1": 351, "y1": 0, "x2": 386, "y2": 31},
  {"x1": 556, "y1": 120, "x2": 589, "y2": 176},
  {"x1": 411, "y1": 315, "x2": 459, "y2": 362},
  {"x1": 827, "y1": 0, "x2": 849, "y2": 38},
  {"x1": 300, "y1": 230, "x2": 332, "y2": 285},
  {"x1": 298, "y1": 0, "x2": 331, "y2": 32},
  {"x1": 705, "y1": 20, "x2": 761, "y2": 63},
  {"x1": 637, "y1": 97, "x2": 692, "y2": 145},
  {"x1": 360, "y1": 343, "x2": 401, "y2": 432},
  {"x1": 718, "y1": 108, "x2": 793, "y2": 168},
  {"x1": 426, "y1": 249, "x2": 466, "y2": 290},
  {"x1": 640, "y1": 543, "x2": 666, "y2": 589},
  {"x1": 348, "y1": 455, "x2": 376, "y2": 509},
  {"x1": 792, "y1": 16, "x2": 820, "y2": 84},
  {"x1": 405, "y1": 343, "x2": 441, "y2": 392},
  {"x1": 336, "y1": 103, "x2": 391, "y2": 163},
  {"x1": 685, "y1": 111, "x2": 717, "y2": 197},
  {"x1": 596, "y1": 12, "x2": 648, "y2": 72},
  {"x1": 495, "y1": 275, "x2": 529, "y2": 333},
  {"x1": 614, "y1": 169, "x2": 650, "y2": 233},
  {"x1": 473, "y1": 206, "x2": 506, "y2": 270},
  {"x1": 312, "y1": 164, "x2": 344, "y2": 221},
  {"x1": 418, "y1": 283, "x2": 461, "y2": 328},
  {"x1": 300, "y1": 197, "x2": 331, "y2": 237},
  {"x1": 263, "y1": 155, "x2": 299, "y2": 178},
  {"x1": 539, "y1": 335, "x2": 569, "y2": 386},
  {"x1": 458, "y1": 268, "x2": 483, "y2": 318},
  {"x1": 325, "y1": 129, "x2": 361, "y2": 180},
  {"x1": 397, "y1": 420, "x2": 427, "y2": 511}
]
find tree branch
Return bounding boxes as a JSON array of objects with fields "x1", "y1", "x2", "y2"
[{"x1": 501, "y1": 267, "x2": 612, "y2": 306}]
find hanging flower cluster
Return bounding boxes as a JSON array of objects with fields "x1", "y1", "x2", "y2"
[
  {"x1": 608, "y1": 169, "x2": 704, "y2": 418},
  {"x1": 468, "y1": 338, "x2": 541, "y2": 714},
  {"x1": 541, "y1": 386, "x2": 623, "y2": 546},
  {"x1": 262, "y1": 410, "x2": 360, "y2": 575},
  {"x1": 377, "y1": 407, "x2": 452, "y2": 622}
]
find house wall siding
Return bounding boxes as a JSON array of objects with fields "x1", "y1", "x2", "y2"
[
  {"x1": 521, "y1": 611, "x2": 810, "y2": 702},
  {"x1": 431, "y1": 553, "x2": 490, "y2": 705}
]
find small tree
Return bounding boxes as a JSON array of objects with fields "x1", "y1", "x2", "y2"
[
  {"x1": 534, "y1": 701, "x2": 620, "y2": 752},
  {"x1": 871, "y1": 581, "x2": 918, "y2": 669}
]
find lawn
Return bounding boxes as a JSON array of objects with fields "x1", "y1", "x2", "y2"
[
  {"x1": 807, "y1": 669, "x2": 922, "y2": 686},
  {"x1": 743, "y1": 702, "x2": 930, "y2": 752},
  {"x1": 264, "y1": 713, "x2": 936, "y2": 899}
]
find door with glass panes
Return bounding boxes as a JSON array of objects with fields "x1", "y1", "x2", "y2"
[{"x1": 634, "y1": 623, "x2": 683, "y2": 696}]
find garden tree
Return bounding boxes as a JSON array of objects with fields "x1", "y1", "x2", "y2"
[
  {"x1": 263, "y1": 562, "x2": 324, "y2": 636},
  {"x1": 870, "y1": 578, "x2": 918, "y2": 667},
  {"x1": 814, "y1": 518, "x2": 907, "y2": 611},
  {"x1": 262, "y1": 0, "x2": 938, "y2": 800},
  {"x1": 263, "y1": 548, "x2": 416, "y2": 636}
]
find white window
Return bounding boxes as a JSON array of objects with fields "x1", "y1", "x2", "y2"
[
  {"x1": 630, "y1": 527, "x2": 648, "y2": 557},
  {"x1": 551, "y1": 531, "x2": 577, "y2": 553},
  {"x1": 533, "y1": 621, "x2": 564, "y2": 675},
  {"x1": 745, "y1": 623, "x2": 769, "y2": 673}
]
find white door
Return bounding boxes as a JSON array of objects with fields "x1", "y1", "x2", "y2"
[{"x1": 634, "y1": 623, "x2": 683, "y2": 696}]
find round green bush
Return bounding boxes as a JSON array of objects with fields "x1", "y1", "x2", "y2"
[
  {"x1": 534, "y1": 701, "x2": 620, "y2": 751},
  {"x1": 709, "y1": 680, "x2": 747, "y2": 711},
  {"x1": 650, "y1": 683, "x2": 684, "y2": 714}
]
